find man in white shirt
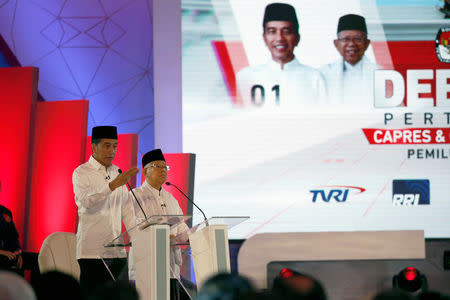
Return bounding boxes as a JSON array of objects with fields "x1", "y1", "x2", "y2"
[
  {"x1": 73, "y1": 125, "x2": 139, "y2": 293},
  {"x1": 236, "y1": 3, "x2": 327, "y2": 108},
  {"x1": 320, "y1": 14, "x2": 379, "y2": 109},
  {"x1": 131, "y1": 149, "x2": 190, "y2": 298}
]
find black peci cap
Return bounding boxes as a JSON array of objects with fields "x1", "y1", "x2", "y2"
[
  {"x1": 263, "y1": 3, "x2": 299, "y2": 33},
  {"x1": 337, "y1": 14, "x2": 367, "y2": 34},
  {"x1": 142, "y1": 149, "x2": 165, "y2": 167},
  {"x1": 91, "y1": 126, "x2": 118, "y2": 140}
]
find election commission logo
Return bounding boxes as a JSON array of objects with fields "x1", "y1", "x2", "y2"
[
  {"x1": 392, "y1": 180, "x2": 430, "y2": 206},
  {"x1": 435, "y1": 27, "x2": 450, "y2": 63}
]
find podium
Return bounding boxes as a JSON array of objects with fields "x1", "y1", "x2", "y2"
[
  {"x1": 104, "y1": 215, "x2": 191, "y2": 300},
  {"x1": 104, "y1": 215, "x2": 249, "y2": 300},
  {"x1": 174, "y1": 216, "x2": 249, "y2": 288}
]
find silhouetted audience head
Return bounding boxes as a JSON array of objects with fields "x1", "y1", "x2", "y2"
[
  {"x1": 417, "y1": 290, "x2": 450, "y2": 300},
  {"x1": 271, "y1": 269, "x2": 326, "y2": 300},
  {"x1": 196, "y1": 272, "x2": 255, "y2": 300},
  {"x1": 88, "y1": 280, "x2": 139, "y2": 300},
  {"x1": 373, "y1": 289, "x2": 414, "y2": 300},
  {"x1": 33, "y1": 270, "x2": 83, "y2": 300},
  {"x1": 0, "y1": 270, "x2": 36, "y2": 300},
  {"x1": 243, "y1": 290, "x2": 283, "y2": 300}
]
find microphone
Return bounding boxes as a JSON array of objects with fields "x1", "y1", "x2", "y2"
[
  {"x1": 118, "y1": 169, "x2": 147, "y2": 220},
  {"x1": 165, "y1": 182, "x2": 207, "y2": 222},
  {"x1": 104, "y1": 242, "x2": 132, "y2": 248}
]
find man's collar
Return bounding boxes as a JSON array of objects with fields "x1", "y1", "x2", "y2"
[
  {"x1": 88, "y1": 155, "x2": 109, "y2": 170},
  {"x1": 143, "y1": 180, "x2": 163, "y2": 193},
  {"x1": 268, "y1": 56, "x2": 299, "y2": 70},
  {"x1": 88, "y1": 155, "x2": 113, "y2": 170},
  {"x1": 343, "y1": 56, "x2": 365, "y2": 72}
]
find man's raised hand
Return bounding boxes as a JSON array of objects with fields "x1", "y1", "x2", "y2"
[{"x1": 109, "y1": 167, "x2": 139, "y2": 191}]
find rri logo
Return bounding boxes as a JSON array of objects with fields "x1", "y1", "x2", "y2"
[
  {"x1": 392, "y1": 180, "x2": 430, "y2": 206},
  {"x1": 310, "y1": 186, "x2": 366, "y2": 202}
]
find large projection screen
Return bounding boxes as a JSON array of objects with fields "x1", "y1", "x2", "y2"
[{"x1": 182, "y1": 0, "x2": 450, "y2": 239}]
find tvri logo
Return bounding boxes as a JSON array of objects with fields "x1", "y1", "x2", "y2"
[
  {"x1": 392, "y1": 179, "x2": 430, "y2": 206},
  {"x1": 310, "y1": 186, "x2": 366, "y2": 202}
]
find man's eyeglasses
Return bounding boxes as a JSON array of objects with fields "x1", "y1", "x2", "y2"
[
  {"x1": 337, "y1": 37, "x2": 367, "y2": 44},
  {"x1": 149, "y1": 164, "x2": 170, "y2": 171}
]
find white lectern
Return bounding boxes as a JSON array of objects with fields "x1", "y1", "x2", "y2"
[
  {"x1": 104, "y1": 215, "x2": 191, "y2": 300},
  {"x1": 174, "y1": 216, "x2": 249, "y2": 288}
]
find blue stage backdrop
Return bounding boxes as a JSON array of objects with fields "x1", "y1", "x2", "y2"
[{"x1": 0, "y1": 0, "x2": 155, "y2": 164}]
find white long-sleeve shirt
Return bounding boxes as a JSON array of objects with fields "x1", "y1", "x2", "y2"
[
  {"x1": 73, "y1": 156, "x2": 135, "y2": 259},
  {"x1": 131, "y1": 181, "x2": 189, "y2": 277},
  {"x1": 320, "y1": 55, "x2": 379, "y2": 109},
  {"x1": 236, "y1": 58, "x2": 328, "y2": 108}
]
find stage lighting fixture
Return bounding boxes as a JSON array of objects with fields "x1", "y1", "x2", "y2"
[
  {"x1": 279, "y1": 268, "x2": 294, "y2": 279},
  {"x1": 393, "y1": 267, "x2": 427, "y2": 293}
]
